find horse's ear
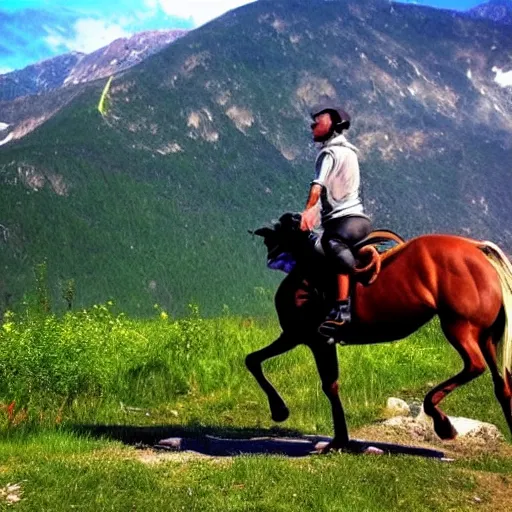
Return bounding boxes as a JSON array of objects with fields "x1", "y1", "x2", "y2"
[
  {"x1": 279, "y1": 212, "x2": 301, "y2": 230},
  {"x1": 253, "y1": 227, "x2": 274, "y2": 238}
]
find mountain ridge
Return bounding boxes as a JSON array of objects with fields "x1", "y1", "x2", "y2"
[
  {"x1": 0, "y1": 29, "x2": 188, "y2": 102},
  {"x1": 468, "y1": 0, "x2": 512, "y2": 23},
  {"x1": 0, "y1": 29, "x2": 188, "y2": 148},
  {"x1": 0, "y1": 0, "x2": 510, "y2": 315}
]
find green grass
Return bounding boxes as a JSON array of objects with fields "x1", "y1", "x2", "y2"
[
  {"x1": 1, "y1": 306, "x2": 511, "y2": 510},
  {"x1": 1, "y1": 430, "x2": 510, "y2": 511},
  {"x1": 0, "y1": 304, "x2": 509, "y2": 434}
]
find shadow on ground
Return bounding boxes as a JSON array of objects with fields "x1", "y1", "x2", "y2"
[{"x1": 71, "y1": 424, "x2": 446, "y2": 459}]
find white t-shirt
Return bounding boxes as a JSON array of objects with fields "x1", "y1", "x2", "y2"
[{"x1": 312, "y1": 134, "x2": 366, "y2": 224}]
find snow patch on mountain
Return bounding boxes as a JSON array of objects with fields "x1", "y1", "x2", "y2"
[
  {"x1": 492, "y1": 66, "x2": 512, "y2": 87},
  {"x1": 0, "y1": 132, "x2": 13, "y2": 146}
]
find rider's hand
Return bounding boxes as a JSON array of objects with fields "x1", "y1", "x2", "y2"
[{"x1": 300, "y1": 208, "x2": 318, "y2": 231}]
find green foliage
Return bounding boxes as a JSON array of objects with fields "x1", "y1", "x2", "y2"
[
  {"x1": 0, "y1": 302, "x2": 276, "y2": 426},
  {"x1": 0, "y1": 302, "x2": 129, "y2": 402},
  {"x1": 34, "y1": 260, "x2": 51, "y2": 315},
  {"x1": 0, "y1": 303, "x2": 509, "y2": 440},
  {"x1": 61, "y1": 278, "x2": 76, "y2": 311}
]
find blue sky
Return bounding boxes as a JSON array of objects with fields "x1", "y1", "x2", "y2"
[{"x1": 0, "y1": 0, "x2": 487, "y2": 74}]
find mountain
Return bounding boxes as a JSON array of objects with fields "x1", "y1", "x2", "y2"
[
  {"x1": 0, "y1": 53, "x2": 82, "y2": 102},
  {"x1": 468, "y1": 0, "x2": 512, "y2": 24},
  {"x1": 61, "y1": 30, "x2": 188, "y2": 87},
  {"x1": 0, "y1": 29, "x2": 188, "y2": 150},
  {"x1": 0, "y1": 30, "x2": 188, "y2": 102},
  {"x1": 0, "y1": 0, "x2": 511, "y2": 316}
]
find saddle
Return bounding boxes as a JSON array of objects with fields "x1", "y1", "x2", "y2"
[
  {"x1": 259, "y1": 210, "x2": 404, "y2": 290},
  {"x1": 313, "y1": 229, "x2": 404, "y2": 287}
]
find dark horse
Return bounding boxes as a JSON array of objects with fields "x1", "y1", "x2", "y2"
[{"x1": 246, "y1": 213, "x2": 512, "y2": 452}]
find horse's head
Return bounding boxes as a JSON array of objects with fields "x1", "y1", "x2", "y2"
[
  {"x1": 253, "y1": 212, "x2": 302, "y2": 254},
  {"x1": 252, "y1": 212, "x2": 311, "y2": 272}
]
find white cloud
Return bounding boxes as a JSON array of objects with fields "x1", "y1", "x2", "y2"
[
  {"x1": 153, "y1": 0, "x2": 254, "y2": 27},
  {"x1": 45, "y1": 18, "x2": 131, "y2": 54},
  {"x1": 0, "y1": 67, "x2": 13, "y2": 75},
  {"x1": 492, "y1": 66, "x2": 512, "y2": 88}
]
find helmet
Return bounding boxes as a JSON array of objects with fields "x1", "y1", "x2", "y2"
[{"x1": 310, "y1": 103, "x2": 351, "y2": 132}]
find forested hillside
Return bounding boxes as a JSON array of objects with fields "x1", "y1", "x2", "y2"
[{"x1": 0, "y1": 0, "x2": 510, "y2": 315}]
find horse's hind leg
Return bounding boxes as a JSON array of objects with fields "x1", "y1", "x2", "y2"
[
  {"x1": 479, "y1": 321, "x2": 512, "y2": 435},
  {"x1": 424, "y1": 320, "x2": 486, "y2": 440},
  {"x1": 246, "y1": 334, "x2": 298, "y2": 422}
]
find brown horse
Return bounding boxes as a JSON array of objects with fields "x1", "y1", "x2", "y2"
[{"x1": 246, "y1": 213, "x2": 512, "y2": 452}]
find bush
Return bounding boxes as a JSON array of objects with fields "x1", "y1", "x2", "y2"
[
  {"x1": 0, "y1": 303, "x2": 137, "y2": 402},
  {"x1": 0, "y1": 301, "x2": 272, "y2": 424}
]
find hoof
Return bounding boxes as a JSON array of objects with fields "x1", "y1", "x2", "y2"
[
  {"x1": 433, "y1": 417, "x2": 458, "y2": 440},
  {"x1": 271, "y1": 405, "x2": 290, "y2": 423}
]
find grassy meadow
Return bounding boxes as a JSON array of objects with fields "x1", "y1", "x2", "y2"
[{"x1": 1, "y1": 296, "x2": 512, "y2": 510}]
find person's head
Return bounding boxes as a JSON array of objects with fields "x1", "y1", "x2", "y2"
[{"x1": 310, "y1": 104, "x2": 351, "y2": 142}]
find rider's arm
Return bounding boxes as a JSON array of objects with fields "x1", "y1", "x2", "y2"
[
  {"x1": 304, "y1": 183, "x2": 322, "y2": 209},
  {"x1": 300, "y1": 186, "x2": 321, "y2": 231},
  {"x1": 301, "y1": 153, "x2": 335, "y2": 230},
  {"x1": 305, "y1": 152, "x2": 335, "y2": 208}
]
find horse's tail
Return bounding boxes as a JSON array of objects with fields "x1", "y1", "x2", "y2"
[{"x1": 480, "y1": 242, "x2": 512, "y2": 388}]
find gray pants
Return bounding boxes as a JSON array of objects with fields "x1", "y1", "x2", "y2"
[{"x1": 321, "y1": 215, "x2": 372, "y2": 274}]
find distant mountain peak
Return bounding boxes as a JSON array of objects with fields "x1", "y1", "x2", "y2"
[
  {"x1": 485, "y1": 0, "x2": 512, "y2": 6},
  {"x1": 468, "y1": 0, "x2": 512, "y2": 24},
  {"x1": 0, "y1": 29, "x2": 188, "y2": 102}
]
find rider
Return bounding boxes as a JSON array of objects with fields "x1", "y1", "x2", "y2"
[{"x1": 300, "y1": 103, "x2": 372, "y2": 337}]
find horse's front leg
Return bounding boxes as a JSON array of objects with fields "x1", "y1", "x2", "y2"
[
  {"x1": 309, "y1": 339, "x2": 353, "y2": 452},
  {"x1": 245, "y1": 334, "x2": 298, "y2": 422}
]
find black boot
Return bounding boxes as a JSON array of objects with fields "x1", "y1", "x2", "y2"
[{"x1": 318, "y1": 298, "x2": 351, "y2": 340}]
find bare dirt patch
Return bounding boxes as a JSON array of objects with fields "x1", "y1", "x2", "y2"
[
  {"x1": 187, "y1": 109, "x2": 219, "y2": 143},
  {"x1": 137, "y1": 449, "x2": 216, "y2": 465},
  {"x1": 295, "y1": 75, "x2": 337, "y2": 107},
  {"x1": 271, "y1": 17, "x2": 287, "y2": 33},
  {"x1": 352, "y1": 421, "x2": 512, "y2": 461},
  {"x1": 156, "y1": 142, "x2": 183, "y2": 155},
  {"x1": 136, "y1": 445, "x2": 236, "y2": 467},
  {"x1": 215, "y1": 91, "x2": 231, "y2": 106},
  {"x1": 464, "y1": 469, "x2": 512, "y2": 512},
  {"x1": 182, "y1": 52, "x2": 210, "y2": 76},
  {"x1": 268, "y1": 135, "x2": 301, "y2": 161},
  {"x1": 110, "y1": 80, "x2": 135, "y2": 95},
  {"x1": 355, "y1": 128, "x2": 447, "y2": 161},
  {"x1": 8, "y1": 114, "x2": 56, "y2": 142},
  {"x1": 14, "y1": 162, "x2": 69, "y2": 196},
  {"x1": 225, "y1": 106, "x2": 254, "y2": 133}
]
